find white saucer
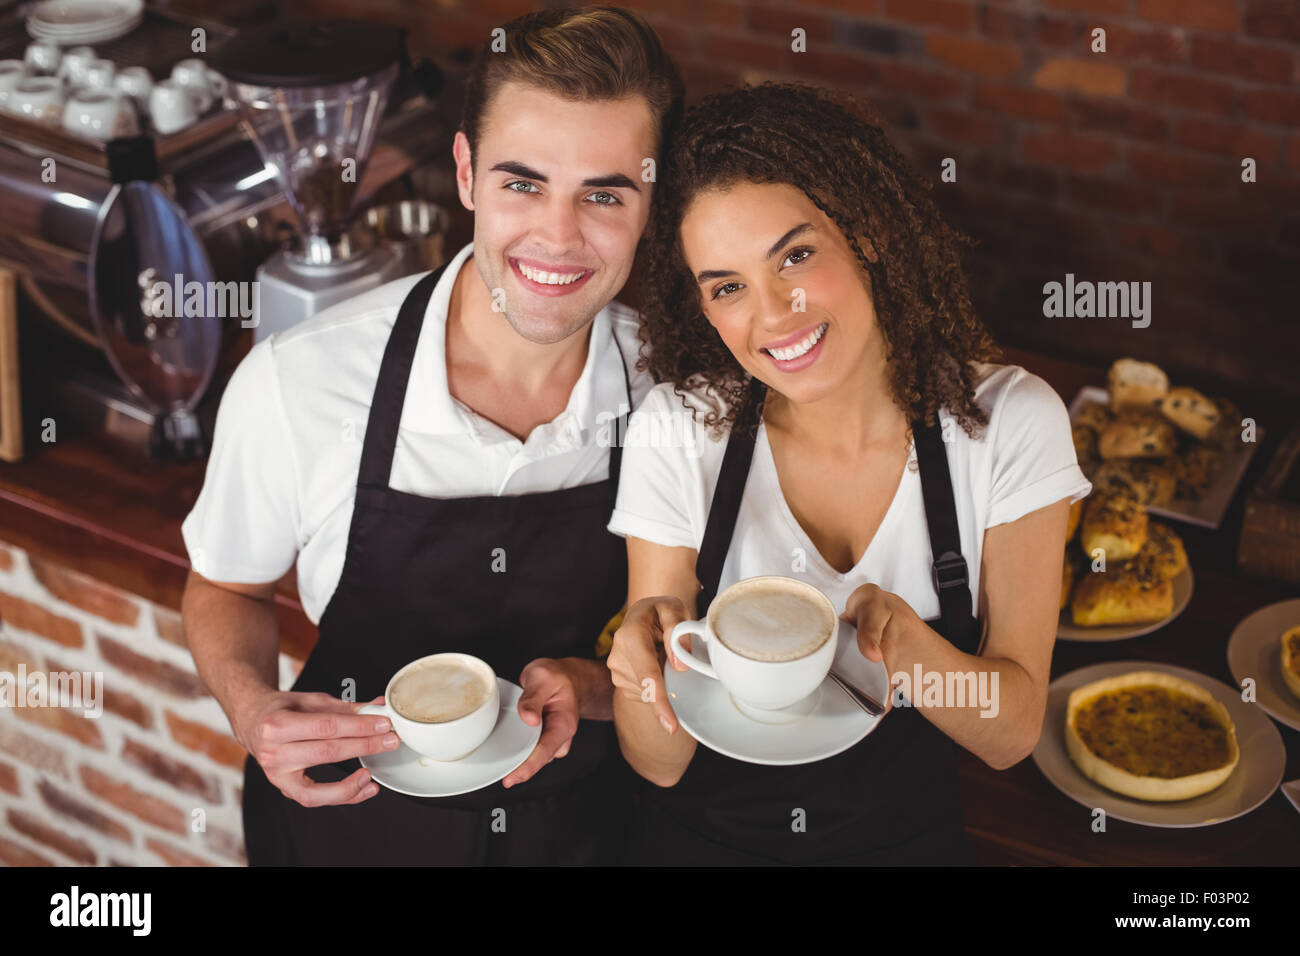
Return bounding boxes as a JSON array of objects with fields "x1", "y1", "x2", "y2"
[
  {"x1": 1226, "y1": 597, "x2": 1300, "y2": 732},
  {"x1": 359, "y1": 678, "x2": 541, "y2": 798},
  {"x1": 664, "y1": 619, "x2": 889, "y2": 766},
  {"x1": 1057, "y1": 563, "x2": 1193, "y2": 642},
  {"x1": 1031, "y1": 661, "x2": 1286, "y2": 828}
]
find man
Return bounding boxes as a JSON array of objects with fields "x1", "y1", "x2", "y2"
[{"x1": 181, "y1": 7, "x2": 682, "y2": 865}]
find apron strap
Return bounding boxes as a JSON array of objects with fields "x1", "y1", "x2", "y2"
[
  {"x1": 357, "y1": 264, "x2": 450, "y2": 489},
  {"x1": 912, "y1": 418, "x2": 981, "y2": 656},
  {"x1": 695, "y1": 376, "x2": 767, "y2": 613}
]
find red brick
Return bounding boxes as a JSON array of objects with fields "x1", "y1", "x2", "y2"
[
  {"x1": 0, "y1": 591, "x2": 83, "y2": 647},
  {"x1": 1065, "y1": 175, "x2": 1163, "y2": 216},
  {"x1": 121, "y1": 737, "x2": 222, "y2": 802},
  {"x1": 1130, "y1": 68, "x2": 1236, "y2": 115},
  {"x1": 152, "y1": 605, "x2": 187, "y2": 649},
  {"x1": 699, "y1": 29, "x2": 787, "y2": 72},
  {"x1": 1175, "y1": 118, "x2": 1285, "y2": 164},
  {"x1": 1037, "y1": 15, "x2": 1078, "y2": 47},
  {"x1": 0, "y1": 722, "x2": 69, "y2": 777},
  {"x1": 0, "y1": 638, "x2": 40, "y2": 674},
  {"x1": 974, "y1": 82, "x2": 1066, "y2": 121},
  {"x1": 96, "y1": 634, "x2": 205, "y2": 698},
  {"x1": 968, "y1": 156, "x2": 1062, "y2": 199},
  {"x1": 1044, "y1": 0, "x2": 1127, "y2": 13},
  {"x1": 1129, "y1": 146, "x2": 1234, "y2": 187},
  {"x1": 748, "y1": 3, "x2": 833, "y2": 41},
  {"x1": 1137, "y1": 0, "x2": 1239, "y2": 32},
  {"x1": 144, "y1": 837, "x2": 214, "y2": 867},
  {"x1": 0, "y1": 836, "x2": 53, "y2": 866},
  {"x1": 202, "y1": 825, "x2": 249, "y2": 865},
  {"x1": 1241, "y1": 88, "x2": 1300, "y2": 126},
  {"x1": 1115, "y1": 224, "x2": 1207, "y2": 260},
  {"x1": 883, "y1": 0, "x2": 975, "y2": 31},
  {"x1": 0, "y1": 759, "x2": 17, "y2": 795},
  {"x1": 1033, "y1": 58, "x2": 1126, "y2": 95},
  {"x1": 102, "y1": 686, "x2": 154, "y2": 728},
  {"x1": 798, "y1": 49, "x2": 881, "y2": 86},
  {"x1": 164, "y1": 710, "x2": 248, "y2": 770},
  {"x1": 0, "y1": 546, "x2": 12, "y2": 572},
  {"x1": 1104, "y1": 24, "x2": 1186, "y2": 63},
  {"x1": 14, "y1": 698, "x2": 105, "y2": 748},
  {"x1": 926, "y1": 34, "x2": 1021, "y2": 78},
  {"x1": 79, "y1": 765, "x2": 188, "y2": 834},
  {"x1": 1169, "y1": 194, "x2": 1271, "y2": 232},
  {"x1": 7, "y1": 809, "x2": 96, "y2": 863},
  {"x1": 979, "y1": 5, "x2": 1034, "y2": 41},
  {"x1": 37, "y1": 779, "x2": 133, "y2": 842},
  {"x1": 1189, "y1": 35, "x2": 1294, "y2": 84},
  {"x1": 876, "y1": 61, "x2": 966, "y2": 100},
  {"x1": 29, "y1": 557, "x2": 141, "y2": 627},
  {"x1": 1022, "y1": 131, "x2": 1120, "y2": 173},
  {"x1": 926, "y1": 106, "x2": 1002, "y2": 146},
  {"x1": 1067, "y1": 98, "x2": 1171, "y2": 140},
  {"x1": 1243, "y1": 0, "x2": 1300, "y2": 42}
]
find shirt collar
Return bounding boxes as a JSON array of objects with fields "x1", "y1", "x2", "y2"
[{"x1": 402, "y1": 241, "x2": 631, "y2": 445}]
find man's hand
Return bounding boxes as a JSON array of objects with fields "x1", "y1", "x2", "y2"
[
  {"x1": 503, "y1": 657, "x2": 607, "y2": 788},
  {"x1": 236, "y1": 689, "x2": 402, "y2": 807}
]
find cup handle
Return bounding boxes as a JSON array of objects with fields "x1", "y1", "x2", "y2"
[
  {"x1": 358, "y1": 702, "x2": 393, "y2": 720},
  {"x1": 669, "y1": 620, "x2": 717, "y2": 680}
]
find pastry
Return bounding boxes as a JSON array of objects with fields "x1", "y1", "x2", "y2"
[
  {"x1": 1161, "y1": 387, "x2": 1220, "y2": 440},
  {"x1": 1282, "y1": 626, "x2": 1300, "y2": 700},
  {"x1": 1123, "y1": 521, "x2": 1187, "y2": 582},
  {"x1": 1065, "y1": 671, "x2": 1239, "y2": 801},
  {"x1": 1098, "y1": 415, "x2": 1176, "y2": 460},
  {"x1": 1072, "y1": 424, "x2": 1098, "y2": 466},
  {"x1": 1209, "y1": 396, "x2": 1242, "y2": 449},
  {"x1": 1171, "y1": 443, "x2": 1222, "y2": 500},
  {"x1": 1070, "y1": 565, "x2": 1172, "y2": 626},
  {"x1": 1090, "y1": 460, "x2": 1177, "y2": 507},
  {"x1": 1107, "y1": 358, "x2": 1168, "y2": 412},
  {"x1": 1074, "y1": 401, "x2": 1113, "y2": 432},
  {"x1": 1080, "y1": 491, "x2": 1148, "y2": 562}
]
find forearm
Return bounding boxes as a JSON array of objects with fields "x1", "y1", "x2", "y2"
[
  {"x1": 181, "y1": 573, "x2": 281, "y2": 747},
  {"x1": 612, "y1": 684, "x2": 698, "y2": 787},
  {"x1": 883, "y1": 621, "x2": 1042, "y2": 770}
]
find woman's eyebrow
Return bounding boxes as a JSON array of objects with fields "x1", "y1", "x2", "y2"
[
  {"x1": 489, "y1": 161, "x2": 639, "y2": 192},
  {"x1": 695, "y1": 222, "x2": 815, "y2": 282}
]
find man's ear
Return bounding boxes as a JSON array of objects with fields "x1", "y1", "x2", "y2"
[{"x1": 453, "y1": 131, "x2": 475, "y2": 212}]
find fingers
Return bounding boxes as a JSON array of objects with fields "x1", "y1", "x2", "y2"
[
  {"x1": 269, "y1": 730, "x2": 401, "y2": 772},
  {"x1": 260, "y1": 706, "x2": 393, "y2": 746},
  {"x1": 502, "y1": 707, "x2": 579, "y2": 788},
  {"x1": 277, "y1": 767, "x2": 378, "y2": 808}
]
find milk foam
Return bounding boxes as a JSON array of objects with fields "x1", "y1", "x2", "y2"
[
  {"x1": 713, "y1": 581, "x2": 833, "y2": 662},
  {"x1": 390, "y1": 661, "x2": 490, "y2": 723}
]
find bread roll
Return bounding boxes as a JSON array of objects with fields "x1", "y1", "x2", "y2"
[
  {"x1": 1081, "y1": 492, "x2": 1148, "y2": 562},
  {"x1": 1098, "y1": 415, "x2": 1176, "y2": 460},
  {"x1": 1161, "y1": 387, "x2": 1220, "y2": 440},
  {"x1": 1074, "y1": 401, "x2": 1113, "y2": 432},
  {"x1": 1108, "y1": 358, "x2": 1168, "y2": 412},
  {"x1": 1090, "y1": 459, "x2": 1177, "y2": 507},
  {"x1": 1071, "y1": 566, "x2": 1173, "y2": 626},
  {"x1": 1123, "y1": 521, "x2": 1187, "y2": 582},
  {"x1": 1073, "y1": 424, "x2": 1098, "y2": 465}
]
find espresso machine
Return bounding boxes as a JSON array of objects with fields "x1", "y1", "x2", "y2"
[{"x1": 212, "y1": 20, "x2": 427, "y2": 342}]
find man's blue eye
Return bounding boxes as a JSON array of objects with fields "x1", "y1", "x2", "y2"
[
  {"x1": 589, "y1": 191, "x2": 620, "y2": 205},
  {"x1": 508, "y1": 181, "x2": 538, "y2": 193}
]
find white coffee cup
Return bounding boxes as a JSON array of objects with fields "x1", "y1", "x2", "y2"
[
  {"x1": 114, "y1": 65, "x2": 153, "y2": 113},
  {"x1": 170, "y1": 58, "x2": 214, "y2": 114},
  {"x1": 23, "y1": 42, "x2": 61, "y2": 76},
  {"x1": 359, "y1": 653, "x2": 500, "y2": 761},
  {"x1": 0, "y1": 61, "x2": 26, "y2": 111},
  {"x1": 63, "y1": 89, "x2": 138, "y2": 141},
  {"x1": 148, "y1": 79, "x2": 197, "y2": 134},
  {"x1": 81, "y1": 58, "x2": 116, "y2": 93},
  {"x1": 671, "y1": 575, "x2": 840, "y2": 717},
  {"x1": 57, "y1": 46, "x2": 97, "y2": 88},
  {"x1": 8, "y1": 76, "x2": 65, "y2": 124}
]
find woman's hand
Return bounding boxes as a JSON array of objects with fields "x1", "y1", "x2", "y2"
[
  {"x1": 607, "y1": 595, "x2": 691, "y2": 734},
  {"x1": 840, "y1": 581, "x2": 923, "y2": 669}
]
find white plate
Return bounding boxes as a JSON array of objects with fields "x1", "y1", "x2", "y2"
[
  {"x1": 358, "y1": 678, "x2": 541, "y2": 798},
  {"x1": 1068, "y1": 385, "x2": 1262, "y2": 529},
  {"x1": 1057, "y1": 562, "x2": 1193, "y2": 642},
  {"x1": 28, "y1": 17, "x2": 141, "y2": 44},
  {"x1": 1032, "y1": 661, "x2": 1286, "y2": 828},
  {"x1": 29, "y1": 0, "x2": 140, "y2": 27},
  {"x1": 664, "y1": 619, "x2": 889, "y2": 766},
  {"x1": 1226, "y1": 597, "x2": 1300, "y2": 732}
]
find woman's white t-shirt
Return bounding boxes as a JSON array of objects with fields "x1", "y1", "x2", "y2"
[{"x1": 607, "y1": 363, "x2": 1093, "y2": 624}]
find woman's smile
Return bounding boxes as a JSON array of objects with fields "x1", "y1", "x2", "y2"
[{"x1": 761, "y1": 321, "x2": 829, "y2": 372}]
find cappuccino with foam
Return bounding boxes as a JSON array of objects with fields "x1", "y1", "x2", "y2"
[
  {"x1": 389, "y1": 659, "x2": 491, "y2": 724},
  {"x1": 712, "y1": 577, "x2": 835, "y2": 662}
]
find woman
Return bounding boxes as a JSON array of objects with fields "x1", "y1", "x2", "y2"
[{"x1": 606, "y1": 83, "x2": 1092, "y2": 865}]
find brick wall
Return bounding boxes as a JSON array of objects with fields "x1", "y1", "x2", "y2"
[
  {"x1": 0, "y1": 539, "x2": 303, "y2": 866},
  {"x1": 292, "y1": 0, "x2": 1300, "y2": 405}
]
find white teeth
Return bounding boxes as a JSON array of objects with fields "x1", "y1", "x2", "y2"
[
  {"x1": 517, "y1": 261, "x2": 586, "y2": 285},
  {"x1": 766, "y1": 323, "x2": 827, "y2": 362}
]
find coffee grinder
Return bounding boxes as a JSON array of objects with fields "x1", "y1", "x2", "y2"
[{"x1": 212, "y1": 20, "x2": 416, "y2": 341}]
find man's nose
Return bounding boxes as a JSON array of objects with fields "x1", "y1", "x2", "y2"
[{"x1": 532, "y1": 196, "x2": 583, "y2": 252}]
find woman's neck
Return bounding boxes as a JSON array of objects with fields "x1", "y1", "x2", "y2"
[{"x1": 762, "y1": 355, "x2": 909, "y2": 456}]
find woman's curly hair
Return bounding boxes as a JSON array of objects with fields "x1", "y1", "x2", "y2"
[{"x1": 639, "y1": 81, "x2": 1000, "y2": 438}]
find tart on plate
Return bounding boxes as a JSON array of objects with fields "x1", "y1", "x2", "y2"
[
  {"x1": 1065, "y1": 671, "x2": 1239, "y2": 801},
  {"x1": 1282, "y1": 626, "x2": 1300, "y2": 700}
]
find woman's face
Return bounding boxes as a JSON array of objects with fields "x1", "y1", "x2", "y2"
[{"x1": 679, "y1": 182, "x2": 883, "y2": 406}]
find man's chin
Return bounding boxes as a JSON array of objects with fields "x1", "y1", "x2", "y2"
[{"x1": 501, "y1": 307, "x2": 598, "y2": 347}]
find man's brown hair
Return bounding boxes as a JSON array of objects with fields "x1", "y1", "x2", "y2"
[{"x1": 460, "y1": 6, "x2": 684, "y2": 164}]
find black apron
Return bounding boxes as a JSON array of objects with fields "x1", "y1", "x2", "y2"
[
  {"x1": 242, "y1": 264, "x2": 634, "y2": 866},
  {"x1": 625, "y1": 377, "x2": 979, "y2": 866}
]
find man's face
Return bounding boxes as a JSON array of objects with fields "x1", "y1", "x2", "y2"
[{"x1": 454, "y1": 80, "x2": 656, "y2": 345}]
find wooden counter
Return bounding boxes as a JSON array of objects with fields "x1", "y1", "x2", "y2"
[{"x1": 0, "y1": 341, "x2": 1296, "y2": 865}]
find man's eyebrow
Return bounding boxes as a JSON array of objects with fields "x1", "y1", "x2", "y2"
[
  {"x1": 695, "y1": 223, "x2": 815, "y2": 283},
  {"x1": 488, "y1": 162, "x2": 640, "y2": 192}
]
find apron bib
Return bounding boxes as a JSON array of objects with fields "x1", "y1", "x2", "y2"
[
  {"x1": 242, "y1": 264, "x2": 634, "y2": 865},
  {"x1": 627, "y1": 377, "x2": 979, "y2": 865}
]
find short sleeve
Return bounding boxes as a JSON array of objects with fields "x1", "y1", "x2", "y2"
[
  {"x1": 181, "y1": 339, "x2": 302, "y2": 583},
  {"x1": 984, "y1": 369, "x2": 1093, "y2": 529},
  {"x1": 607, "y1": 385, "x2": 704, "y2": 550}
]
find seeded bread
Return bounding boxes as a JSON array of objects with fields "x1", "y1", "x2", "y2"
[
  {"x1": 1071, "y1": 566, "x2": 1173, "y2": 626},
  {"x1": 1122, "y1": 521, "x2": 1187, "y2": 582},
  {"x1": 1161, "y1": 387, "x2": 1220, "y2": 440},
  {"x1": 1090, "y1": 459, "x2": 1177, "y2": 507},
  {"x1": 1108, "y1": 358, "x2": 1169, "y2": 412},
  {"x1": 1081, "y1": 491, "x2": 1148, "y2": 562},
  {"x1": 1098, "y1": 415, "x2": 1176, "y2": 460}
]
